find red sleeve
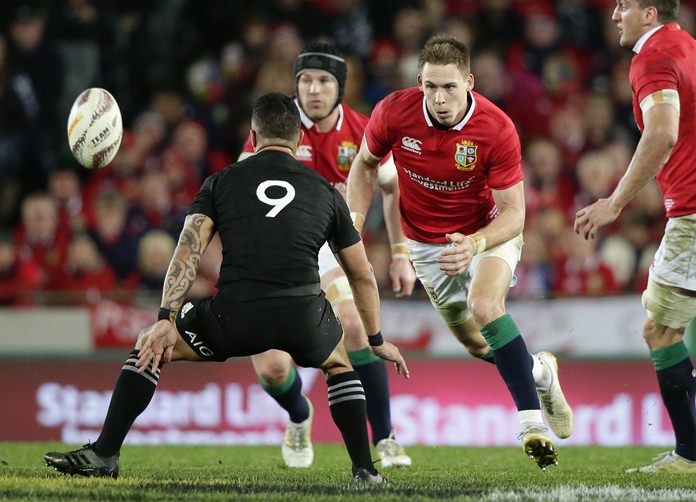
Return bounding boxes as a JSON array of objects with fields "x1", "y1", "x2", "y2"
[
  {"x1": 632, "y1": 53, "x2": 678, "y2": 103},
  {"x1": 487, "y1": 120, "x2": 523, "y2": 190},
  {"x1": 364, "y1": 96, "x2": 393, "y2": 159}
]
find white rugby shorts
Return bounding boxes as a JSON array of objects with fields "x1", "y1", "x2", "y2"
[
  {"x1": 649, "y1": 213, "x2": 696, "y2": 291},
  {"x1": 408, "y1": 234, "x2": 523, "y2": 324}
]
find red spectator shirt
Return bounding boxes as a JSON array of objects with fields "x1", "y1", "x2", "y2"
[
  {"x1": 243, "y1": 102, "x2": 369, "y2": 191},
  {"x1": 364, "y1": 87, "x2": 523, "y2": 243},
  {"x1": 630, "y1": 23, "x2": 696, "y2": 217}
]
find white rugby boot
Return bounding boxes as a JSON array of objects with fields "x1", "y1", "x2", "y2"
[
  {"x1": 626, "y1": 451, "x2": 696, "y2": 473},
  {"x1": 376, "y1": 432, "x2": 412, "y2": 468},
  {"x1": 535, "y1": 351, "x2": 573, "y2": 439},
  {"x1": 518, "y1": 423, "x2": 558, "y2": 470},
  {"x1": 281, "y1": 397, "x2": 314, "y2": 468}
]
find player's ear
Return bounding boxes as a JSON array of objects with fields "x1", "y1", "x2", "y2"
[
  {"x1": 417, "y1": 73, "x2": 423, "y2": 91},
  {"x1": 297, "y1": 129, "x2": 305, "y2": 150},
  {"x1": 467, "y1": 73, "x2": 475, "y2": 92},
  {"x1": 250, "y1": 129, "x2": 258, "y2": 151}
]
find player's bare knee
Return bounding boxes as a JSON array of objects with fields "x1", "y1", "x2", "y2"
[
  {"x1": 642, "y1": 318, "x2": 661, "y2": 347},
  {"x1": 641, "y1": 280, "x2": 696, "y2": 347},
  {"x1": 467, "y1": 295, "x2": 504, "y2": 327},
  {"x1": 256, "y1": 362, "x2": 291, "y2": 387}
]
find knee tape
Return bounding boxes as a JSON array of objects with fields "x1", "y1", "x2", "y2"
[
  {"x1": 325, "y1": 275, "x2": 353, "y2": 307},
  {"x1": 641, "y1": 279, "x2": 696, "y2": 329}
]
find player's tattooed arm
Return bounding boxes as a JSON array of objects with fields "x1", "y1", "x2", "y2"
[{"x1": 160, "y1": 213, "x2": 215, "y2": 321}]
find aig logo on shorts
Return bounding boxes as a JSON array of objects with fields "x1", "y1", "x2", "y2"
[
  {"x1": 180, "y1": 302, "x2": 194, "y2": 319},
  {"x1": 185, "y1": 330, "x2": 214, "y2": 357},
  {"x1": 401, "y1": 136, "x2": 422, "y2": 155}
]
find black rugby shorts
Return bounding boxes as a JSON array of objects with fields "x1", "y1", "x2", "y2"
[{"x1": 175, "y1": 292, "x2": 343, "y2": 367}]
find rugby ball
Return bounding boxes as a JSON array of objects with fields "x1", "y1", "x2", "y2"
[{"x1": 67, "y1": 88, "x2": 123, "y2": 169}]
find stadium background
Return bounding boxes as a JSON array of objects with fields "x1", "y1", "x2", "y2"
[{"x1": 2, "y1": 0, "x2": 696, "y2": 447}]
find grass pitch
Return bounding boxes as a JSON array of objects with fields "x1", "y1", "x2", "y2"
[{"x1": 2, "y1": 442, "x2": 696, "y2": 501}]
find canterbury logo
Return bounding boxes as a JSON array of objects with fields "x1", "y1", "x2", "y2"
[
  {"x1": 180, "y1": 302, "x2": 194, "y2": 318},
  {"x1": 297, "y1": 145, "x2": 313, "y2": 161},
  {"x1": 401, "y1": 136, "x2": 422, "y2": 155}
]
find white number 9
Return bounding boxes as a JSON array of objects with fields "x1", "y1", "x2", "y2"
[{"x1": 256, "y1": 180, "x2": 296, "y2": 217}]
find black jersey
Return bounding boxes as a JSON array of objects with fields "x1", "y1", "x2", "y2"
[{"x1": 188, "y1": 149, "x2": 361, "y2": 302}]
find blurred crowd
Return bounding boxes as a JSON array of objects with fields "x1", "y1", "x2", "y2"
[{"x1": 1, "y1": 0, "x2": 695, "y2": 306}]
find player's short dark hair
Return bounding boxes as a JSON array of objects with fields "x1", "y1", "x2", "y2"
[
  {"x1": 251, "y1": 93, "x2": 301, "y2": 144},
  {"x1": 638, "y1": 0, "x2": 679, "y2": 21},
  {"x1": 418, "y1": 36, "x2": 470, "y2": 74}
]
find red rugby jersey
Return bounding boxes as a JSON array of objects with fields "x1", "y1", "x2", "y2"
[
  {"x1": 630, "y1": 23, "x2": 696, "y2": 217},
  {"x1": 243, "y1": 102, "x2": 368, "y2": 188},
  {"x1": 364, "y1": 87, "x2": 522, "y2": 243}
]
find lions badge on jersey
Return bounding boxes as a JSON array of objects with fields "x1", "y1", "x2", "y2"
[
  {"x1": 337, "y1": 141, "x2": 357, "y2": 172},
  {"x1": 455, "y1": 140, "x2": 477, "y2": 171}
]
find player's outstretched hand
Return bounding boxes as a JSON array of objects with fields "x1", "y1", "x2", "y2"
[
  {"x1": 437, "y1": 232, "x2": 475, "y2": 276},
  {"x1": 372, "y1": 341, "x2": 410, "y2": 379},
  {"x1": 136, "y1": 320, "x2": 178, "y2": 373},
  {"x1": 389, "y1": 256, "x2": 416, "y2": 298},
  {"x1": 574, "y1": 198, "x2": 621, "y2": 240}
]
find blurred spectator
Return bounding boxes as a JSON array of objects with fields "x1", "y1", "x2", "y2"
[
  {"x1": 250, "y1": 24, "x2": 303, "y2": 100},
  {"x1": 524, "y1": 138, "x2": 575, "y2": 217},
  {"x1": 582, "y1": 92, "x2": 620, "y2": 150},
  {"x1": 552, "y1": 228, "x2": 619, "y2": 296},
  {"x1": 7, "y1": 3, "x2": 64, "y2": 175},
  {"x1": 0, "y1": 32, "x2": 32, "y2": 226},
  {"x1": 272, "y1": 0, "x2": 331, "y2": 41},
  {"x1": 0, "y1": 230, "x2": 43, "y2": 305},
  {"x1": 172, "y1": 119, "x2": 231, "y2": 178},
  {"x1": 53, "y1": 233, "x2": 116, "y2": 302},
  {"x1": 48, "y1": 167, "x2": 84, "y2": 234},
  {"x1": 14, "y1": 192, "x2": 70, "y2": 289},
  {"x1": 556, "y1": 0, "x2": 604, "y2": 51},
  {"x1": 573, "y1": 150, "x2": 616, "y2": 218},
  {"x1": 127, "y1": 171, "x2": 186, "y2": 241},
  {"x1": 332, "y1": 0, "x2": 374, "y2": 59},
  {"x1": 150, "y1": 87, "x2": 189, "y2": 132},
  {"x1": 89, "y1": 190, "x2": 139, "y2": 280},
  {"x1": 125, "y1": 229, "x2": 176, "y2": 292},
  {"x1": 473, "y1": 0, "x2": 524, "y2": 52},
  {"x1": 392, "y1": 6, "x2": 428, "y2": 88},
  {"x1": 472, "y1": 50, "x2": 553, "y2": 139}
]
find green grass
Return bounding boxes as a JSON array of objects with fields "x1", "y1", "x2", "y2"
[{"x1": 1, "y1": 442, "x2": 695, "y2": 501}]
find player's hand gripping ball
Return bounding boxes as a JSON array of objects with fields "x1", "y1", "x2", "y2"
[{"x1": 67, "y1": 88, "x2": 123, "y2": 169}]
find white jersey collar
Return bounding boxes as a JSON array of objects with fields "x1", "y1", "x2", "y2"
[
  {"x1": 422, "y1": 91, "x2": 476, "y2": 131},
  {"x1": 633, "y1": 24, "x2": 664, "y2": 54},
  {"x1": 296, "y1": 99, "x2": 344, "y2": 131}
]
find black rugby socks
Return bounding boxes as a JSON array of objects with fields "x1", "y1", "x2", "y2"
[
  {"x1": 481, "y1": 315, "x2": 540, "y2": 411},
  {"x1": 327, "y1": 371, "x2": 376, "y2": 475},
  {"x1": 351, "y1": 348, "x2": 392, "y2": 444},
  {"x1": 259, "y1": 365, "x2": 310, "y2": 423},
  {"x1": 94, "y1": 350, "x2": 160, "y2": 457},
  {"x1": 651, "y1": 342, "x2": 696, "y2": 460}
]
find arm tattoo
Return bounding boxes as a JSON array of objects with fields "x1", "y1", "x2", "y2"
[{"x1": 161, "y1": 214, "x2": 212, "y2": 316}]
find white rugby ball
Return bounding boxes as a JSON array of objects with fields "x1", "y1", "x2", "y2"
[{"x1": 67, "y1": 88, "x2": 123, "y2": 169}]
